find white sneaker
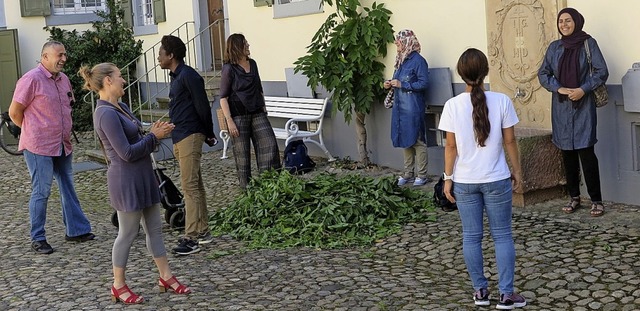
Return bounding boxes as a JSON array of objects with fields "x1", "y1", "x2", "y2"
[
  {"x1": 397, "y1": 176, "x2": 415, "y2": 185},
  {"x1": 413, "y1": 177, "x2": 431, "y2": 186}
]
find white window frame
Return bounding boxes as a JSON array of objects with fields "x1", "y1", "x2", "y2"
[
  {"x1": 273, "y1": 0, "x2": 323, "y2": 19},
  {"x1": 52, "y1": 0, "x2": 105, "y2": 15},
  {"x1": 135, "y1": 0, "x2": 154, "y2": 27}
]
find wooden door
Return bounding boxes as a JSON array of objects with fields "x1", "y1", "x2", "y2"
[
  {"x1": 208, "y1": 0, "x2": 225, "y2": 70},
  {"x1": 485, "y1": 0, "x2": 566, "y2": 130}
]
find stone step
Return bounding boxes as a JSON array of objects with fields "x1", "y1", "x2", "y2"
[
  {"x1": 154, "y1": 88, "x2": 218, "y2": 110},
  {"x1": 140, "y1": 109, "x2": 171, "y2": 123},
  {"x1": 156, "y1": 97, "x2": 170, "y2": 109}
]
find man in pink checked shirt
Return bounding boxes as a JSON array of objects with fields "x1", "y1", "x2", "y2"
[{"x1": 9, "y1": 41, "x2": 94, "y2": 255}]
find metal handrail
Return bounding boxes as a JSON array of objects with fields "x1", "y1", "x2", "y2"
[{"x1": 85, "y1": 19, "x2": 228, "y2": 148}]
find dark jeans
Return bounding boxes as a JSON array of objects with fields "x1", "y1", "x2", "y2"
[{"x1": 561, "y1": 146, "x2": 602, "y2": 202}]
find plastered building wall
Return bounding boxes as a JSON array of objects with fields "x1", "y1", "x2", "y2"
[{"x1": 228, "y1": 0, "x2": 639, "y2": 85}]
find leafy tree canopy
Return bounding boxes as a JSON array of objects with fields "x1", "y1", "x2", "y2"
[
  {"x1": 46, "y1": 0, "x2": 142, "y2": 130},
  {"x1": 294, "y1": 0, "x2": 394, "y2": 122}
]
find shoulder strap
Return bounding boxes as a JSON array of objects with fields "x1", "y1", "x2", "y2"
[{"x1": 584, "y1": 40, "x2": 594, "y2": 76}]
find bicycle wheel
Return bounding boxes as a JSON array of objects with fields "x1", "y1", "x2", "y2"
[{"x1": 0, "y1": 119, "x2": 22, "y2": 156}]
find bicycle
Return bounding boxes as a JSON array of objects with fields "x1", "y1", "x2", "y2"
[{"x1": 0, "y1": 111, "x2": 23, "y2": 156}]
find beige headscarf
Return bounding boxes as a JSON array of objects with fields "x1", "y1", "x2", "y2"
[{"x1": 394, "y1": 29, "x2": 421, "y2": 69}]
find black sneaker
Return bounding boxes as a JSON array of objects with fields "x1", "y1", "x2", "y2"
[
  {"x1": 473, "y1": 288, "x2": 490, "y2": 306},
  {"x1": 172, "y1": 238, "x2": 200, "y2": 255},
  {"x1": 65, "y1": 232, "x2": 96, "y2": 242},
  {"x1": 31, "y1": 240, "x2": 54, "y2": 254},
  {"x1": 197, "y1": 231, "x2": 214, "y2": 244}
]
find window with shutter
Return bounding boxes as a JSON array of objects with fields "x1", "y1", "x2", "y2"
[{"x1": 52, "y1": 0, "x2": 105, "y2": 15}]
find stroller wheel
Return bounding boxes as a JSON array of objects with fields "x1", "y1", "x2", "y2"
[
  {"x1": 164, "y1": 207, "x2": 177, "y2": 224},
  {"x1": 111, "y1": 211, "x2": 119, "y2": 228},
  {"x1": 169, "y1": 210, "x2": 185, "y2": 230}
]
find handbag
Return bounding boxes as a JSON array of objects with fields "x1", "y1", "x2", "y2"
[
  {"x1": 432, "y1": 176, "x2": 457, "y2": 212},
  {"x1": 383, "y1": 88, "x2": 394, "y2": 109},
  {"x1": 584, "y1": 40, "x2": 608, "y2": 108}
]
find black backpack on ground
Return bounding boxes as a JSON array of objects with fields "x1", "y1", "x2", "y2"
[
  {"x1": 283, "y1": 140, "x2": 316, "y2": 174},
  {"x1": 433, "y1": 176, "x2": 457, "y2": 212}
]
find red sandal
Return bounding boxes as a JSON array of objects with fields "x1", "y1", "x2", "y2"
[
  {"x1": 159, "y1": 275, "x2": 191, "y2": 294},
  {"x1": 111, "y1": 284, "x2": 144, "y2": 304}
]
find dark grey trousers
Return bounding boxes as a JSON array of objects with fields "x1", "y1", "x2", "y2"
[{"x1": 231, "y1": 112, "x2": 281, "y2": 188}]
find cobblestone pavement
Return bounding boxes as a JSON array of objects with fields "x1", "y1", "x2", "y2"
[{"x1": 1, "y1": 133, "x2": 639, "y2": 311}]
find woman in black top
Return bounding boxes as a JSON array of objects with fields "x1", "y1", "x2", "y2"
[{"x1": 219, "y1": 33, "x2": 281, "y2": 189}]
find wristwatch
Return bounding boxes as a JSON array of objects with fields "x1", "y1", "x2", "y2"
[{"x1": 443, "y1": 172, "x2": 453, "y2": 181}]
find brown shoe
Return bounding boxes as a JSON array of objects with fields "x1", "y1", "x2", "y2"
[
  {"x1": 563, "y1": 197, "x2": 580, "y2": 214},
  {"x1": 590, "y1": 202, "x2": 604, "y2": 217}
]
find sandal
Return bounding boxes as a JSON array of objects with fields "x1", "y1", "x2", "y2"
[
  {"x1": 111, "y1": 284, "x2": 144, "y2": 304},
  {"x1": 590, "y1": 202, "x2": 605, "y2": 217},
  {"x1": 563, "y1": 197, "x2": 581, "y2": 214},
  {"x1": 159, "y1": 275, "x2": 191, "y2": 294}
]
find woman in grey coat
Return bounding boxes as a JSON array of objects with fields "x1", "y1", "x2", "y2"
[
  {"x1": 538, "y1": 7, "x2": 608, "y2": 217},
  {"x1": 80, "y1": 63, "x2": 191, "y2": 304}
]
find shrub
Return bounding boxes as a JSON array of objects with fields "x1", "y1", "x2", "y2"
[{"x1": 45, "y1": 0, "x2": 142, "y2": 130}]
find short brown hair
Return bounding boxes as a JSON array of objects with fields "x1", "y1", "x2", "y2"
[{"x1": 224, "y1": 33, "x2": 248, "y2": 65}]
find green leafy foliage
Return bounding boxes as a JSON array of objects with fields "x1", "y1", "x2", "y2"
[
  {"x1": 294, "y1": 1, "x2": 394, "y2": 123},
  {"x1": 209, "y1": 170, "x2": 436, "y2": 249},
  {"x1": 45, "y1": 0, "x2": 142, "y2": 130}
]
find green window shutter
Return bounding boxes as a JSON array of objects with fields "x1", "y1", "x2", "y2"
[
  {"x1": 254, "y1": 0, "x2": 273, "y2": 7},
  {"x1": 117, "y1": 0, "x2": 133, "y2": 28},
  {"x1": 20, "y1": 0, "x2": 51, "y2": 17},
  {"x1": 153, "y1": 0, "x2": 166, "y2": 23}
]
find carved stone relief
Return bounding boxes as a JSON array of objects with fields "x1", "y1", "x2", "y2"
[{"x1": 486, "y1": 0, "x2": 566, "y2": 129}]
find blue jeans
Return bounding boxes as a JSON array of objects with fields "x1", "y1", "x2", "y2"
[
  {"x1": 453, "y1": 178, "x2": 515, "y2": 295},
  {"x1": 23, "y1": 148, "x2": 92, "y2": 241}
]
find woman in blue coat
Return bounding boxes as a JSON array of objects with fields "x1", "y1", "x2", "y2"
[
  {"x1": 384, "y1": 29, "x2": 430, "y2": 186},
  {"x1": 538, "y1": 7, "x2": 608, "y2": 217}
]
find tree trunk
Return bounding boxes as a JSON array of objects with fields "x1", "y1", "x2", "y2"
[{"x1": 354, "y1": 111, "x2": 370, "y2": 166}]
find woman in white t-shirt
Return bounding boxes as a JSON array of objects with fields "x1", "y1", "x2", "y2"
[{"x1": 438, "y1": 48, "x2": 526, "y2": 309}]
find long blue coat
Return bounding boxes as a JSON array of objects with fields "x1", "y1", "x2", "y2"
[
  {"x1": 390, "y1": 51, "x2": 429, "y2": 148},
  {"x1": 538, "y1": 37, "x2": 609, "y2": 150}
]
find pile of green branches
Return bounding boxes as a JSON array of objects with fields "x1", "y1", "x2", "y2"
[{"x1": 209, "y1": 170, "x2": 436, "y2": 249}]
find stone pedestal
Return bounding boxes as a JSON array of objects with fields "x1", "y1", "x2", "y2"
[{"x1": 510, "y1": 128, "x2": 566, "y2": 207}]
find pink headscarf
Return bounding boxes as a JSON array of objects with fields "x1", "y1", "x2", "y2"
[{"x1": 394, "y1": 29, "x2": 421, "y2": 69}]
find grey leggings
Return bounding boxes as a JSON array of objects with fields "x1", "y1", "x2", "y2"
[{"x1": 112, "y1": 203, "x2": 167, "y2": 268}]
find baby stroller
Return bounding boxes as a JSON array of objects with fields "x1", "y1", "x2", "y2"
[{"x1": 111, "y1": 152, "x2": 185, "y2": 230}]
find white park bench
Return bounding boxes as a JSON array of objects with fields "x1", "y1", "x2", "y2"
[{"x1": 218, "y1": 96, "x2": 335, "y2": 161}]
